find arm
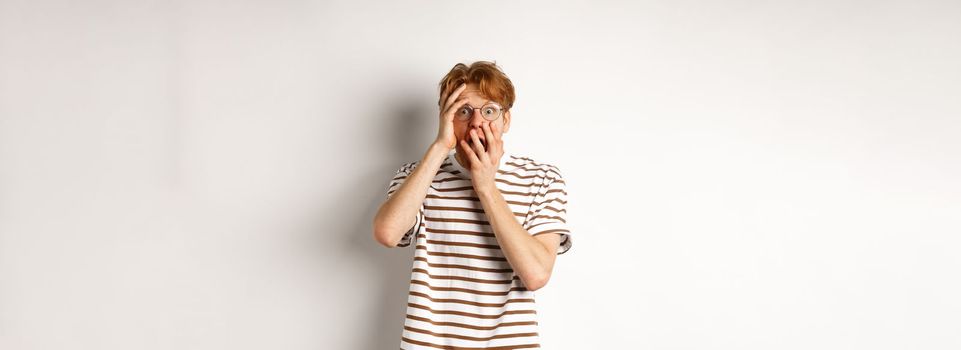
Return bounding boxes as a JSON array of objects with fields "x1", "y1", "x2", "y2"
[
  {"x1": 458, "y1": 122, "x2": 563, "y2": 291},
  {"x1": 374, "y1": 83, "x2": 470, "y2": 248},
  {"x1": 372, "y1": 143, "x2": 448, "y2": 248},
  {"x1": 477, "y1": 188, "x2": 561, "y2": 291}
]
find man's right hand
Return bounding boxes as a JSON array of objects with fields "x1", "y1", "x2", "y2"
[{"x1": 434, "y1": 83, "x2": 469, "y2": 150}]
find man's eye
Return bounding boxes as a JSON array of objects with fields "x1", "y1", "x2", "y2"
[{"x1": 483, "y1": 108, "x2": 495, "y2": 115}]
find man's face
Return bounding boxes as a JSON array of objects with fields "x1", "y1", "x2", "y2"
[{"x1": 454, "y1": 83, "x2": 511, "y2": 158}]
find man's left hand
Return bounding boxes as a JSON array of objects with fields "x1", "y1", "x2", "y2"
[{"x1": 459, "y1": 122, "x2": 504, "y2": 194}]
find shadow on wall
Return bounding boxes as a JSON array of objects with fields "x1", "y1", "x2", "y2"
[{"x1": 315, "y1": 93, "x2": 434, "y2": 349}]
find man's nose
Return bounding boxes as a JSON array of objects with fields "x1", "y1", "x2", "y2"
[{"x1": 469, "y1": 109, "x2": 489, "y2": 127}]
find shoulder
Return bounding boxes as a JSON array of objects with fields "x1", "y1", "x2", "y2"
[
  {"x1": 504, "y1": 154, "x2": 564, "y2": 182},
  {"x1": 395, "y1": 160, "x2": 420, "y2": 174},
  {"x1": 394, "y1": 161, "x2": 420, "y2": 176}
]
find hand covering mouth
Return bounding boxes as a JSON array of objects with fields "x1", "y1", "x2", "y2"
[{"x1": 467, "y1": 137, "x2": 487, "y2": 149}]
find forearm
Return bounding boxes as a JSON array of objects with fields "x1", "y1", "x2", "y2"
[
  {"x1": 373, "y1": 143, "x2": 448, "y2": 246},
  {"x1": 477, "y1": 188, "x2": 555, "y2": 290}
]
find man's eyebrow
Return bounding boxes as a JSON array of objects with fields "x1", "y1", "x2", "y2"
[{"x1": 467, "y1": 100, "x2": 495, "y2": 107}]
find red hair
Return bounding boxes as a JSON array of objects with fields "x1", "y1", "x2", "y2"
[{"x1": 437, "y1": 61, "x2": 516, "y2": 111}]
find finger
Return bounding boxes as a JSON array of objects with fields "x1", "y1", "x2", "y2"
[
  {"x1": 441, "y1": 83, "x2": 465, "y2": 109},
  {"x1": 482, "y1": 123, "x2": 495, "y2": 145},
  {"x1": 469, "y1": 129, "x2": 489, "y2": 162},
  {"x1": 485, "y1": 123, "x2": 501, "y2": 155},
  {"x1": 469, "y1": 129, "x2": 484, "y2": 153},
  {"x1": 443, "y1": 97, "x2": 470, "y2": 118},
  {"x1": 443, "y1": 83, "x2": 468, "y2": 111},
  {"x1": 481, "y1": 123, "x2": 498, "y2": 159},
  {"x1": 460, "y1": 139, "x2": 480, "y2": 165}
]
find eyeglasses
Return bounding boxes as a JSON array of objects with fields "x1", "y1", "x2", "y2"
[{"x1": 456, "y1": 102, "x2": 504, "y2": 122}]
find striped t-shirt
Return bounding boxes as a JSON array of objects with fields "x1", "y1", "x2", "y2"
[{"x1": 385, "y1": 148, "x2": 571, "y2": 350}]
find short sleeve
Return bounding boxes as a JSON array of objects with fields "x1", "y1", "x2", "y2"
[
  {"x1": 385, "y1": 161, "x2": 424, "y2": 248},
  {"x1": 524, "y1": 169, "x2": 572, "y2": 255}
]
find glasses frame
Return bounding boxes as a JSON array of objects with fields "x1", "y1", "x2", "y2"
[{"x1": 455, "y1": 101, "x2": 505, "y2": 122}]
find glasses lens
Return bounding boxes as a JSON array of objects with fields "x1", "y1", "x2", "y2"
[{"x1": 482, "y1": 104, "x2": 502, "y2": 120}]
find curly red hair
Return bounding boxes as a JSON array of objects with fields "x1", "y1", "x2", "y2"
[{"x1": 437, "y1": 61, "x2": 516, "y2": 111}]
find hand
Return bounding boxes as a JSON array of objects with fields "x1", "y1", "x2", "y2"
[
  {"x1": 434, "y1": 83, "x2": 470, "y2": 150},
  {"x1": 459, "y1": 122, "x2": 504, "y2": 194}
]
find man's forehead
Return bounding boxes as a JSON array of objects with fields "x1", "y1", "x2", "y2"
[{"x1": 462, "y1": 88, "x2": 491, "y2": 101}]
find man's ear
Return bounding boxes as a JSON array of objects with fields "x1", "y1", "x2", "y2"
[{"x1": 502, "y1": 110, "x2": 511, "y2": 134}]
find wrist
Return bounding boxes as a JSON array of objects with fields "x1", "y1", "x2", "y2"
[
  {"x1": 427, "y1": 142, "x2": 451, "y2": 159},
  {"x1": 422, "y1": 142, "x2": 451, "y2": 166},
  {"x1": 429, "y1": 141, "x2": 449, "y2": 153},
  {"x1": 475, "y1": 184, "x2": 500, "y2": 199}
]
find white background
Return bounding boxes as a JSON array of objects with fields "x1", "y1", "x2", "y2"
[{"x1": 1, "y1": 0, "x2": 959, "y2": 349}]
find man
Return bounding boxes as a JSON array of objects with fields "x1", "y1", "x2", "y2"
[{"x1": 372, "y1": 61, "x2": 572, "y2": 349}]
